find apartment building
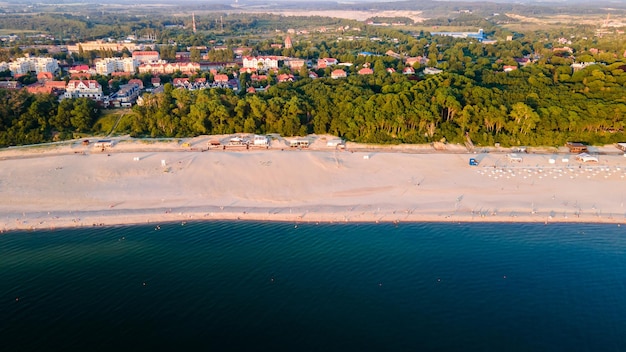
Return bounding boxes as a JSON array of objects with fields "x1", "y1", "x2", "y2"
[
  {"x1": 8, "y1": 57, "x2": 59, "y2": 75},
  {"x1": 95, "y1": 57, "x2": 139, "y2": 75},
  {"x1": 242, "y1": 56, "x2": 280, "y2": 70}
]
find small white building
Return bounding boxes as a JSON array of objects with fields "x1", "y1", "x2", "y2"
[
  {"x1": 326, "y1": 139, "x2": 344, "y2": 147},
  {"x1": 94, "y1": 140, "x2": 114, "y2": 148},
  {"x1": 424, "y1": 67, "x2": 443, "y2": 75},
  {"x1": 289, "y1": 139, "x2": 309, "y2": 148},
  {"x1": 252, "y1": 135, "x2": 269, "y2": 147}
]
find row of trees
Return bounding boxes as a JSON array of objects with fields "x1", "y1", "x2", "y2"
[
  {"x1": 0, "y1": 90, "x2": 99, "y2": 147},
  {"x1": 127, "y1": 62, "x2": 626, "y2": 147}
]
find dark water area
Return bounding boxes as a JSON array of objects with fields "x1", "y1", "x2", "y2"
[{"x1": 1, "y1": 221, "x2": 626, "y2": 351}]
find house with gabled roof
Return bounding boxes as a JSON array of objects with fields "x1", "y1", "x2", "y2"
[
  {"x1": 128, "y1": 79, "x2": 144, "y2": 89},
  {"x1": 403, "y1": 67, "x2": 416, "y2": 75},
  {"x1": 277, "y1": 73, "x2": 295, "y2": 82},
  {"x1": 65, "y1": 80, "x2": 103, "y2": 100},
  {"x1": 68, "y1": 65, "x2": 90, "y2": 74},
  {"x1": 405, "y1": 56, "x2": 428, "y2": 67},
  {"x1": 37, "y1": 71, "x2": 54, "y2": 81},
  {"x1": 317, "y1": 58, "x2": 338, "y2": 69},
  {"x1": 358, "y1": 67, "x2": 374, "y2": 75},
  {"x1": 31, "y1": 80, "x2": 66, "y2": 96},
  {"x1": 251, "y1": 74, "x2": 269, "y2": 82},
  {"x1": 331, "y1": 69, "x2": 347, "y2": 79},
  {"x1": 214, "y1": 74, "x2": 229, "y2": 83},
  {"x1": 110, "y1": 82, "x2": 141, "y2": 107},
  {"x1": 173, "y1": 77, "x2": 190, "y2": 87}
]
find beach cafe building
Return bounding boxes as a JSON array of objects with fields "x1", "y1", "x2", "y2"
[{"x1": 566, "y1": 142, "x2": 588, "y2": 154}]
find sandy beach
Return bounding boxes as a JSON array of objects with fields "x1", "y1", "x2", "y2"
[{"x1": 1, "y1": 135, "x2": 626, "y2": 231}]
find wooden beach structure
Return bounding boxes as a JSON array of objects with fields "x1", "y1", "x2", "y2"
[{"x1": 566, "y1": 142, "x2": 588, "y2": 154}]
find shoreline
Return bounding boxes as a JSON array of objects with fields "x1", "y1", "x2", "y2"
[
  {"x1": 3, "y1": 206, "x2": 625, "y2": 233},
  {"x1": 2, "y1": 136, "x2": 626, "y2": 232}
]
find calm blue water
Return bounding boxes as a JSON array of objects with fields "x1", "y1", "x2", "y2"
[{"x1": 1, "y1": 221, "x2": 626, "y2": 351}]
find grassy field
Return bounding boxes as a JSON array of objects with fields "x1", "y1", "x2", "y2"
[
  {"x1": 0, "y1": 29, "x2": 41, "y2": 35},
  {"x1": 92, "y1": 109, "x2": 132, "y2": 136}
]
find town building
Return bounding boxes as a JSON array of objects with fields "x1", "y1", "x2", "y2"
[
  {"x1": 109, "y1": 82, "x2": 141, "y2": 107},
  {"x1": 331, "y1": 69, "x2": 347, "y2": 79},
  {"x1": 0, "y1": 81, "x2": 22, "y2": 90},
  {"x1": 317, "y1": 58, "x2": 338, "y2": 68},
  {"x1": 8, "y1": 57, "x2": 59, "y2": 76},
  {"x1": 95, "y1": 57, "x2": 139, "y2": 75},
  {"x1": 132, "y1": 51, "x2": 160, "y2": 64},
  {"x1": 26, "y1": 81, "x2": 65, "y2": 95},
  {"x1": 67, "y1": 41, "x2": 142, "y2": 54},
  {"x1": 138, "y1": 62, "x2": 200, "y2": 75},
  {"x1": 431, "y1": 29, "x2": 485, "y2": 41},
  {"x1": 242, "y1": 56, "x2": 280, "y2": 70},
  {"x1": 423, "y1": 67, "x2": 442, "y2": 75},
  {"x1": 405, "y1": 56, "x2": 428, "y2": 67},
  {"x1": 285, "y1": 58, "x2": 306, "y2": 70},
  {"x1": 277, "y1": 74, "x2": 295, "y2": 82},
  {"x1": 213, "y1": 74, "x2": 229, "y2": 83},
  {"x1": 64, "y1": 80, "x2": 103, "y2": 101}
]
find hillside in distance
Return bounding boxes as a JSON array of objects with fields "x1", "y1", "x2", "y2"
[{"x1": 5, "y1": 0, "x2": 626, "y2": 16}]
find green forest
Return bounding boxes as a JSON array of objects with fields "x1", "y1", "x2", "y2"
[{"x1": 2, "y1": 60, "x2": 626, "y2": 148}]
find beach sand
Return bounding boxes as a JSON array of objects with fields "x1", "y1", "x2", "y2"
[{"x1": 1, "y1": 136, "x2": 625, "y2": 231}]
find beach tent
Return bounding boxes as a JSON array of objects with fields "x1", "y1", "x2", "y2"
[{"x1": 576, "y1": 153, "x2": 598, "y2": 163}]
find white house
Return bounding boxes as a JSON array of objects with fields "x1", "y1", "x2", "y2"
[
  {"x1": 65, "y1": 80, "x2": 103, "y2": 100},
  {"x1": 252, "y1": 135, "x2": 269, "y2": 147}
]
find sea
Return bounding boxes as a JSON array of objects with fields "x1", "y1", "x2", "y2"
[{"x1": 1, "y1": 221, "x2": 626, "y2": 352}]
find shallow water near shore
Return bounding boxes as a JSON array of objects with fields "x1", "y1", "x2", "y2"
[{"x1": 1, "y1": 221, "x2": 626, "y2": 351}]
